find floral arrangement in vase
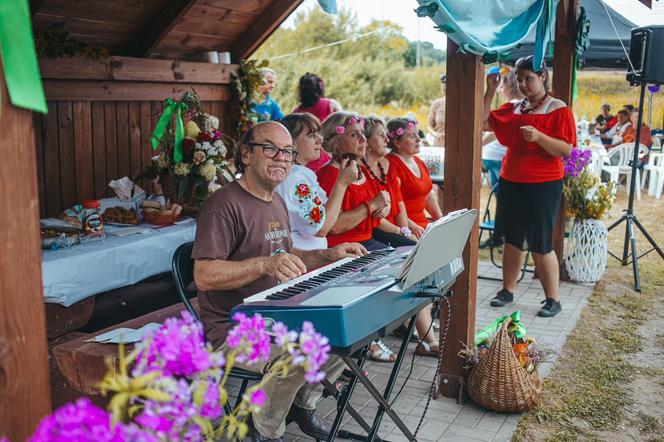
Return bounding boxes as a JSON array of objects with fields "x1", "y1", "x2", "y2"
[
  {"x1": 563, "y1": 148, "x2": 616, "y2": 221},
  {"x1": 141, "y1": 91, "x2": 236, "y2": 207},
  {"x1": 2, "y1": 312, "x2": 330, "y2": 442}
]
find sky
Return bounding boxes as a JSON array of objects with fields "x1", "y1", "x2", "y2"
[{"x1": 285, "y1": 0, "x2": 664, "y2": 50}]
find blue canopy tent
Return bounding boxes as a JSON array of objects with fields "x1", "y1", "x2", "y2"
[{"x1": 509, "y1": 0, "x2": 637, "y2": 68}]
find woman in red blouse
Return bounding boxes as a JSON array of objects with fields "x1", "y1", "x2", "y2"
[
  {"x1": 362, "y1": 115, "x2": 416, "y2": 247},
  {"x1": 316, "y1": 112, "x2": 391, "y2": 251},
  {"x1": 386, "y1": 118, "x2": 443, "y2": 238},
  {"x1": 484, "y1": 56, "x2": 575, "y2": 318}
]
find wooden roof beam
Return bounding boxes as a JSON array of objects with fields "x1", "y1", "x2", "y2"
[
  {"x1": 230, "y1": 0, "x2": 304, "y2": 62},
  {"x1": 132, "y1": 0, "x2": 198, "y2": 57}
]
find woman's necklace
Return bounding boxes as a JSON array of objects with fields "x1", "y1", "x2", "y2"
[
  {"x1": 519, "y1": 93, "x2": 548, "y2": 114},
  {"x1": 362, "y1": 158, "x2": 387, "y2": 186}
]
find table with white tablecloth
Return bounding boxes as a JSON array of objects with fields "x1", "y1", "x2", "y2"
[{"x1": 42, "y1": 221, "x2": 196, "y2": 306}]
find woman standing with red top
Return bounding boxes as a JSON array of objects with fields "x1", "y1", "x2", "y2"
[
  {"x1": 362, "y1": 115, "x2": 416, "y2": 247},
  {"x1": 386, "y1": 118, "x2": 443, "y2": 238},
  {"x1": 484, "y1": 56, "x2": 575, "y2": 318},
  {"x1": 294, "y1": 73, "x2": 343, "y2": 173},
  {"x1": 316, "y1": 112, "x2": 391, "y2": 251}
]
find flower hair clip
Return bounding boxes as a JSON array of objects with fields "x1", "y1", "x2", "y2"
[
  {"x1": 336, "y1": 115, "x2": 365, "y2": 135},
  {"x1": 388, "y1": 128, "x2": 405, "y2": 139}
]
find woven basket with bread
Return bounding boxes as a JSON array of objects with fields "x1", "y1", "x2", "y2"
[{"x1": 141, "y1": 200, "x2": 182, "y2": 225}]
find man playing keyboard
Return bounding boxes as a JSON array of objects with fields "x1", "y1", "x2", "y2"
[{"x1": 193, "y1": 121, "x2": 367, "y2": 442}]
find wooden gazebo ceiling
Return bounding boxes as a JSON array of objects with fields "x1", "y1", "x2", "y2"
[{"x1": 30, "y1": 0, "x2": 304, "y2": 61}]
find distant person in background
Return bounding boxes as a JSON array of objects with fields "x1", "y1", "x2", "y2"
[
  {"x1": 604, "y1": 109, "x2": 632, "y2": 148},
  {"x1": 622, "y1": 107, "x2": 652, "y2": 148},
  {"x1": 293, "y1": 73, "x2": 343, "y2": 172},
  {"x1": 252, "y1": 68, "x2": 285, "y2": 122},
  {"x1": 593, "y1": 104, "x2": 613, "y2": 131},
  {"x1": 387, "y1": 117, "x2": 443, "y2": 238},
  {"x1": 427, "y1": 74, "x2": 447, "y2": 146}
]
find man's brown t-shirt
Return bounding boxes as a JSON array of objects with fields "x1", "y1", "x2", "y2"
[{"x1": 192, "y1": 181, "x2": 292, "y2": 348}]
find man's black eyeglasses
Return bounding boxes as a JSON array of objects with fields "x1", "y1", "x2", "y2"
[{"x1": 248, "y1": 142, "x2": 298, "y2": 162}]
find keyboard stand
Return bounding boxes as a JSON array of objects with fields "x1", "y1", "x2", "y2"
[{"x1": 325, "y1": 313, "x2": 419, "y2": 442}]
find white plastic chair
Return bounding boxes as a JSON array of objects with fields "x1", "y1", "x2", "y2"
[
  {"x1": 647, "y1": 154, "x2": 664, "y2": 199},
  {"x1": 601, "y1": 143, "x2": 648, "y2": 200},
  {"x1": 641, "y1": 151, "x2": 664, "y2": 193}
]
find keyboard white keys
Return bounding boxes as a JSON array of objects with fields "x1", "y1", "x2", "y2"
[{"x1": 243, "y1": 257, "x2": 354, "y2": 304}]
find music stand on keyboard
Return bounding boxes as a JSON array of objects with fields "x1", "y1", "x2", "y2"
[{"x1": 326, "y1": 209, "x2": 477, "y2": 442}]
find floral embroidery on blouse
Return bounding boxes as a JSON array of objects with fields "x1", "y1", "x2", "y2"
[
  {"x1": 295, "y1": 181, "x2": 325, "y2": 226},
  {"x1": 296, "y1": 183, "x2": 311, "y2": 199}
]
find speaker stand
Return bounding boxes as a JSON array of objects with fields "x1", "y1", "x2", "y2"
[{"x1": 607, "y1": 81, "x2": 664, "y2": 292}]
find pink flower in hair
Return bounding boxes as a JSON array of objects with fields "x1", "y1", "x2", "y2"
[
  {"x1": 396, "y1": 127, "x2": 405, "y2": 136},
  {"x1": 406, "y1": 121, "x2": 416, "y2": 129},
  {"x1": 336, "y1": 126, "x2": 346, "y2": 134}
]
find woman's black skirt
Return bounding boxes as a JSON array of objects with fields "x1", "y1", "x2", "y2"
[{"x1": 495, "y1": 178, "x2": 563, "y2": 254}]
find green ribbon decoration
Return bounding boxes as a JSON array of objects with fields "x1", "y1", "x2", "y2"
[
  {"x1": 150, "y1": 98, "x2": 188, "y2": 163},
  {"x1": 474, "y1": 310, "x2": 527, "y2": 345},
  {"x1": 0, "y1": 0, "x2": 48, "y2": 113}
]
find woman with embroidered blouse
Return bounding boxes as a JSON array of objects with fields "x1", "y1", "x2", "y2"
[
  {"x1": 276, "y1": 113, "x2": 357, "y2": 250},
  {"x1": 386, "y1": 118, "x2": 443, "y2": 238},
  {"x1": 316, "y1": 112, "x2": 391, "y2": 251},
  {"x1": 362, "y1": 115, "x2": 416, "y2": 247},
  {"x1": 484, "y1": 56, "x2": 576, "y2": 318}
]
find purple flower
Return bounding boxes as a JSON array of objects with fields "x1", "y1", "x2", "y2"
[
  {"x1": 199, "y1": 380, "x2": 223, "y2": 419},
  {"x1": 135, "y1": 378, "x2": 203, "y2": 442},
  {"x1": 250, "y1": 389, "x2": 267, "y2": 407},
  {"x1": 291, "y1": 321, "x2": 331, "y2": 384},
  {"x1": 212, "y1": 130, "x2": 221, "y2": 140},
  {"x1": 227, "y1": 313, "x2": 271, "y2": 365},
  {"x1": 133, "y1": 311, "x2": 224, "y2": 377},
  {"x1": 563, "y1": 148, "x2": 592, "y2": 177},
  {"x1": 28, "y1": 398, "x2": 155, "y2": 442},
  {"x1": 272, "y1": 322, "x2": 298, "y2": 347},
  {"x1": 335, "y1": 126, "x2": 345, "y2": 134}
]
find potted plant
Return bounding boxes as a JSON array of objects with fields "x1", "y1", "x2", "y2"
[{"x1": 562, "y1": 148, "x2": 616, "y2": 283}]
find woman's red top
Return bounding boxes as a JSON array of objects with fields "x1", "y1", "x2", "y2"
[
  {"x1": 293, "y1": 98, "x2": 333, "y2": 122},
  {"x1": 386, "y1": 153, "x2": 433, "y2": 228},
  {"x1": 316, "y1": 164, "x2": 380, "y2": 246},
  {"x1": 489, "y1": 103, "x2": 577, "y2": 183},
  {"x1": 362, "y1": 163, "x2": 404, "y2": 225}
]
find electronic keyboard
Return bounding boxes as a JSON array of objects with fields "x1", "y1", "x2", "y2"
[{"x1": 231, "y1": 247, "x2": 463, "y2": 354}]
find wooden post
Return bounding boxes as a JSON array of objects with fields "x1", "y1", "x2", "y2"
[
  {"x1": 0, "y1": 61, "x2": 51, "y2": 438},
  {"x1": 438, "y1": 41, "x2": 483, "y2": 398},
  {"x1": 552, "y1": 0, "x2": 578, "y2": 280}
]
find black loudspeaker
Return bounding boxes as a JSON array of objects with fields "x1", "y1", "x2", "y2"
[{"x1": 627, "y1": 25, "x2": 664, "y2": 85}]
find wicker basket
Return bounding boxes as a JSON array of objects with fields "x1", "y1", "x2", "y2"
[{"x1": 467, "y1": 319, "x2": 542, "y2": 412}]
